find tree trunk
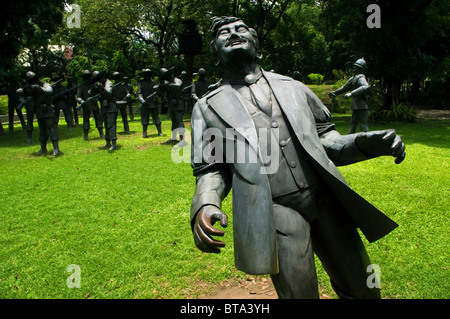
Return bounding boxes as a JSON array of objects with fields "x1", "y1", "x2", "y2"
[{"x1": 384, "y1": 78, "x2": 401, "y2": 109}]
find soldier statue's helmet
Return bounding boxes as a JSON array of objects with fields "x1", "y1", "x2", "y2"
[
  {"x1": 198, "y1": 68, "x2": 206, "y2": 75},
  {"x1": 354, "y1": 58, "x2": 367, "y2": 69},
  {"x1": 123, "y1": 76, "x2": 129, "y2": 82},
  {"x1": 25, "y1": 71, "x2": 37, "y2": 81},
  {"x1": 112, "y1": 71, "x2": 122, "y2": 80},
  {"x1": 141, "y1": 68, "x2": 152, "y2": 75},
  {"x1": 92, "y1": 70, "x2": 107, "y2": 82},
  {"x1": 81, "y1": 70, "x2": 92, "y2": 78},
  {"x1": 160, "y1": 67, "x2": 171, "y2": 79}
]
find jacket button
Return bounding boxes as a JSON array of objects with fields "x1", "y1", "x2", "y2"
[
  {"x1": 290, "y1": 161, "x2": 297, "y2": 168},
  {"x1": 280, "y1": 140, "x2": 286, "y2": 147},
  {"x1": 271, "y1": 122, "x2": 278, "y2": 128}
]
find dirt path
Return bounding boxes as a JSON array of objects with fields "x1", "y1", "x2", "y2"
[
  {"x1": 417, "y1": 109, "x2": 450, "y2": 120},
  {"x1": 198, "y1": 276, "x2": 333, "y2": 299}
]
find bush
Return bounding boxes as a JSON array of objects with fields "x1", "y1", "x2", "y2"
[
  {"x1": 307, "y1": 73, "x2": 324, "y2": 85},
  {"x1": 378, "y1": 102, "x2": 417, "y2": 122}
]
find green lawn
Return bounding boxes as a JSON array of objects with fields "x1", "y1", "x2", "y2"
[{"x1": 0, "y1": 111, "x2": 448, "y2": 299}]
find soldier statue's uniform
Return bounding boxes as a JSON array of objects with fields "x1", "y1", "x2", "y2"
[
  {"x1": 191, "y1": 68, "x2": 210, "y2": 104},
  {"x1": 16, "y1": 87, "x2": 35, "y2": 144},
  {"x1": 77, "y1": 70, "x2": 104, "y2": 140},
  {"x1": 330, "y1": 58, "x2": 370, "y2": 133},
  {"x1": 180, "y1": 71, "x2": 193, "y2": 114},
  {"x1": 89, "y1": 70, "x2": 118, "y2": 151},
  {"x1": 52, "y1": 77, "x2": 74, "y2": 129},
  {"x1": 112, "y1": 72, "x2": 130, "y2": 134},
  {"x1": 66, "y1": 77, "x2": 79, "y2": 125},
  {"x1": 137, "y1": 68, "x2": 163, "y2": 137},
  {"x1": 22, "y1": 71, "x2": 60, "y2": 156},
  {"x1": 123, "y1": 76, "x2": 135, "y2": 121},
  {"x1": 160, "y1": 68, "x2": 185, "y2": 142}
]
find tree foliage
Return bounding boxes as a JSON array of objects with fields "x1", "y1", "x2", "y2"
[{"x1": 2, "y1": 0, "x2": 448, "y2": 109}]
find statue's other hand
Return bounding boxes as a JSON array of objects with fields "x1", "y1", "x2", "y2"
[
  {"x1": 357, "y1": 129, "x2": 406, "y2": 164},
  {"x1": 193, "y1": 206, "x2": 228, "y2": 253},
  {"x1": 329, "y1": 91, "x2": 336, "y2": 98}
]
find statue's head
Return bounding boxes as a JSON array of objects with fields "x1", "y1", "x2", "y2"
[
  {"x1": 26, "y1": 71, "x2": 39, "y2": 84},
  {"x1": 92, "y1": 70, "x2": 107, "y2": 83},
  {"x1": 210, "y1": 16, "x2": 262, "y2": 66},
  {"x1": 353, "y1": 58, "x2": 367, "y2": 74}
]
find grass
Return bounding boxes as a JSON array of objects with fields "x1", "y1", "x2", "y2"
[{"x1": 0, "y1": 109, "x2": 448, "y2": 299}]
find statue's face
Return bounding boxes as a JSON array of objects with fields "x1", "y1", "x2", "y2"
[{"x1": 214, "y1": 20, "x2": 258, "y2": 65}]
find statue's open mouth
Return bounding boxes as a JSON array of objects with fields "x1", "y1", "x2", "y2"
[{"x1": 226, "y1": 38, "x2": 246, "y2": 47}]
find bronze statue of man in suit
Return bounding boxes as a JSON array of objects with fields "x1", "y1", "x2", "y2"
[{"x1": 190, "y1": 17, "x2": 406, "y2": 299}]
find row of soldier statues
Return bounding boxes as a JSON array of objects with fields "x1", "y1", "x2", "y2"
[{"x1": 12, "y1": 67, "x2": 210, "y2": 155}]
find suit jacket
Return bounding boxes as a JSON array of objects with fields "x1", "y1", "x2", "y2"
[{"x1": 190, "y1": 70, "x2": 397, "y2": 275}]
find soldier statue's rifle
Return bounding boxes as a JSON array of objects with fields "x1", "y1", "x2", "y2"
[
  {"x1": 76, "y1": 93, "x2": 101, "y2": 110},
  {"x1": 181, "y1": 84, "x2": 192, "y2": 93},
  {"x1": 52, "y1": 84, "x2": 81, "y2": 101},
  {"x1": 137, "y1": 85, "x2": 159, "y2": 111},
  {"x1": 50, "y1": 78, "x2": 64, "y2": 87},
  {"x1": 15, "y1": 78, "x2": 65, "y2": 110}
]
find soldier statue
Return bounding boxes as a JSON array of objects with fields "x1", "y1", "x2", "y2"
[
  {"x1": 191, "y1": 68, "x2": 210, "y2": 103},
  {"x1": 16, "y1": 87, "x2": 35, "y2": 144},
  {"x1": 190, "y1": 17, "x2": 406, "y2": 299},
  {"x1": 21, "y1": 71, "x2": 61, "y2": 156},
  {"x1": 160, "y1": 67, "x2": 185, "y2": 143},
  {"x1": 329, "y1": 58, "x2": 370, "y2": 133},
  {"x1": 180, "y1": 71, "x2": 193, "y2": 114},
  {"x1": 0, "y1": 75, "x2": 26, "y2": 133},
  {"x1": 123, "y1": 76, "x2": 135, "y2": 121},
  {"x1": 76, "y1": 70, "x2": 104, "y2": 140},
  {"x1": 137, "y1": 68, "x2": 163, "y2": 138},
  {"x1": 66, "y1": 76, "x2": 79, "y2": 126},
  {"x1": 89, "y1": 70, "x2": 118, "y2": 151},
  {"x1": 52, "y1": 76, "x2": 74, "y2": 130},
  {"x1": 112, "y1": 72, "x2": 130, "y2": 134}
]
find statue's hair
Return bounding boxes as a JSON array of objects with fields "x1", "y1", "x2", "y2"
[{"x1": 209, "y1": 16, "x2": 260, "y2": 64}]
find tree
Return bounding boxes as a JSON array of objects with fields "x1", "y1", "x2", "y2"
[
  {"x1": 321, "y1": 0, "x2": 449, "y2": 109},
  {"x1": 0, "y1": 0, "x2": 69, "y2": 83}
]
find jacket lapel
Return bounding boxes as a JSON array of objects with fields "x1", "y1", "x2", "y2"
[{"x1": 208, "y1": 83, "x2": 260, "y2": 159}]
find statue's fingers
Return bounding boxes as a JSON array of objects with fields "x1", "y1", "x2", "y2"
[
  {"x1": 193, "y1": 224, "x2": 222, "y2": 253},
  {"x1": 395, "y1": 151, "x2": 406, "y2": 164},
  {"x1": 382, "y1": 129, "x2": 396, "y2": 143},
  {"x1": 215, "y1": 212, "x2": 228, "y2": 228},
  {"x1": 392, "y1": 138, "x2": 405, "y2": 158},
  {"x1": 198, "y1": 213, "x2": 225, "y2": 237},
  {"x1": 195, "y1": 222, "x2": 226, "y2": 249}
]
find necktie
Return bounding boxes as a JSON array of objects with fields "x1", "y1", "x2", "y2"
[{"x1": 245, "y1": 73, "x2": 272, "y2": 117}]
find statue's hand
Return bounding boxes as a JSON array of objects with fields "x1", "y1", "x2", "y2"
[
  {"x1": 329, "y1": 91, "x2": 336, "y2": 98},
  {"x1": 193, "y1": 205, "x2": 228, "y2": 253},
  {"x1": 356, "y1": 129, "x2": 406, "y2": 164},
  {"x1": 344, "y1": 93, "x2": 352, "y2": 99}
]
